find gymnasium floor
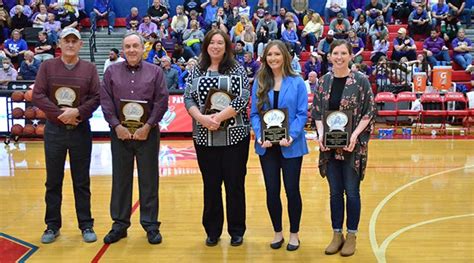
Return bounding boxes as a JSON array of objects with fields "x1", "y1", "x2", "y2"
[{"x1": 0, "y1": 138, "x2": 473, "y2": 262}]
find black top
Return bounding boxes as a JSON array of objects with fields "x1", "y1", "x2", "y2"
[
  {"x1": 329, "y1": 76, "x2": 347, "y2": 110},
  {"x1": 273, "y1": 90, "x2": 279, "y2": 109}
]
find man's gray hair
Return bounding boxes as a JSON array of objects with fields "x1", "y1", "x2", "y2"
[
  {"x1": 131, "y1": 7, "x2": 138, "y2": 12},
  {"x1": 122, "y1": 31, "x2": 145, "y2": 46}
]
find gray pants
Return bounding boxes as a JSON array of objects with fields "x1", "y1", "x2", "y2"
[{"x1": 110, "y1": 127, "x2": 160, "y2": 232}]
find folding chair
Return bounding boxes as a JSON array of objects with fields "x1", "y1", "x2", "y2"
[{"x1": 375, "y1": 92, "x2": 398, "y2": 129}]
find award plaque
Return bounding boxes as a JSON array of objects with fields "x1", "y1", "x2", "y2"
[
  {"x1": 203, "y1": 88, "x2": 236, "y2": 129},
  {"x1": 261, "y1": 108, "x2": 289, "y2": 144},
  {"x1": 323, "y1": 110, "x2": 352, "y2": 148},
  {"x1": 119, "y1": 99, "x2": 149, "y2": 134},
  {"x1": 51, "y1": 84, "x2": 80, "y2": 107}
]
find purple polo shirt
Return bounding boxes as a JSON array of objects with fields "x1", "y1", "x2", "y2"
[
  {"x1": 137, "y1": 22, "x2": 157, "y2": 36},
  {"x1": 32, "y1": 58, "x2": 100, "y2": 125},
  {"x1": 423, "y1": 37, "x2": 445, "y2": 54},
  {"x1": 100, "y1": 60, "x2": 169, "y2": 128},
  {"x1": 452, "y1": 37, "x2": 473, "y2": 56}
]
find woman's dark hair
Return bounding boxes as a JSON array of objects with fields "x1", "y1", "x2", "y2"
[
  {"x1": 199, "y1": 29, "x2": 236, "y2": 74},
  {"x1": 329, "y1": 39, "x2": 353, "y2": 55},
  {"x1": 152, "y1": 40, "x2": 163, "y2": 51},
  {"x1": 358, "y1": 14, "x2": 366, "y2": 22}
]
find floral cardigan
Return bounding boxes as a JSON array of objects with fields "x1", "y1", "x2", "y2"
[{"x1": 312, "y1": 71, "x2": 376, "y2": 180}]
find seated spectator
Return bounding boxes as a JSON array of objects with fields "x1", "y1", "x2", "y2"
[
  {"x1": 300, "y1": 13, "x2": 323, "y2": 52},
  {"x1": 372, "y1": 56, "x2": 391, "y2": 92},
  {"x1": 408, "y1": 5, "x2": 431, "y2": 37},
  {"x1": 183, "y1": 0, "x2": 203, "y2": 16},
  {"x1": 0, "y1": 4, "x2": 10, "y2": 42},
  {"x1": 452, "y1": 29, "x2": 473, "y2": 72},
  {"x1": 201, "y1": 0, "x2": 218, "y2": 29},
  {"x1": 347, "y1": 29, "x2": 365, "y2": 64},
  {"x1": 302, "y1": 9, "x2": 314, "y2": 26},
  {"x1": 431, "y1": 0, "x2": 449, "y2": 28},
  {"x1": 281, "y1": 19, "x2": 301, "y2": 55},
  {"x1": 0, "y1": 57, "x2": 17, "y2": 89},
  {"x1": 423, "y1": 29, "x2": 450, "y2": 66},
  {"x1": 182, "y1": 20, "x2": 204, "y2": 56},
  {"x1": 4, "y1": 29, "x2": 27, "y2": 65},
  {"x1": 242, "y1": 51, "x2": 259, "y2": 85},
  {"x1": 57, "y1": 8, "x2": 78, "y2": 29},
  {"x1": 137, "y1": 15, "x2": 157, "y2": 39},
  {"x1": 142, "y1": 32, "x2": 158, "y2": 59},
  {"x1": 368, "y1": 16, "x2": 388, "y2": 45},
  {"x1": 379, "y1": 0, "x2": 392, "y2": 24},
  {"x1": 34, "y1": 31, "x2": 54, "y2": 61},
  {"x1": 392, "y1": 28, "x2": 417, "y2": 62},
  {"x1": 447, "y1": 0, "x2": 471, "y2": 28},
  {"x1": 371, "y1": 33, "x2": 390, "y2": 63},
  {"x1": 178, "y1": 57, "x2": 197, "y2": 89},
  {"x1": 172, "y1": 43, "x2": 195, "y2": 63},
  {"x1": 392, "y1": 0, "x2": 411, "y2": 23},
  {"x1": 156, "y1": 21, "x2": 168, "y2": 40},
  {"x1": 254, "y1": 24, "x2": 270, "y2": 60},
  {"x1": 146, "y1": 40, "x2": 167, "y2": 65},
  {"x1": 31, "y1": 4, "x2": 48, "y2": 28},
  {"x1": 304, "y1": 71, "x2": 318, "y2": 94},
  {"x1": 410, "y1": 53, "x2": 432, "y2": 85},
  {"x1": 282, "y1": 11, "x2": 299, "y2": 31},
  {"x1": 9, "y1": 0, "x2": 32, "y2": 18},
  {"x1": 188, "y1": 9, "x2": 206, "y2": 33},
  {"x1": 11, "y1": 5, "x2": 30, "y2": 31},
  {"x1": 352, "y1": 14, "x2": 370, "y2": 45},
  {"x1": 226, "y1": 6, "x2": 241, "y2": 32},
  {"x1": 303, "y1": 52, "x2": 322, "y2": 78},
  {"x1": 441, "y1": 10, "x2": 461, "y2": 42},
  {"x1": 317, "y1": 29, "x2": 335, "y2": 74},
  {"x1": 240, "y1": 23, "x2": 256, "y2": 53},
  {"x1": 275, "y1": 7, "x2": 288, "y2": 31},
  {"x1": 214, "y1": 7, "x2": 228, "y2": 32},
  {"x1": 43, "y1": 13, "x2": 61, "y2": 43},
  {"x1": 350, "y1": 0, "x2": 366, "y2": 22},
  {"x1": 223, "y1": 0, "x2": 231, "y2": 17},
  {"x1": 324, "y1": 0, "x2": 347, "y2": 25},
  {"x1": 126, "y1": 7, "x2": 142, "y2": 32},
  {"x1": 256, "y1": 10, "x2": 277, "y2": 40},
  {"x1": 252, "y1": 0, "x2": 267, "y2": 26},
  {"x1": 234, "y1": 40, "x2": 245, "y2": 64},
  {"x1": 238, "y1": 0, "x2": 251, "y2": 18},
  {"x1": 103, "y1": 48, "x2": 124, "y2": 73},
  {"x1": 160, "y1": 56, "x2": 178, "y2": 90},
  {"x1": 18, "y1": 50, "x2": 40, "y2": 80},
  {"x1": 365, "y1": 0, "x2": 383, "y2": 25},
  {"x1": 329, "y1": 12, "x2": 350, "y2": 39},
  {"x1": 147, "y1": 0, "x2": 169, "y2": 28},
  {"x1": 89, "y1": 0, "x2": 115, "y2": 34},
  {"x1": 233, "y1": 15, "x2": 252, "y2": 42}
]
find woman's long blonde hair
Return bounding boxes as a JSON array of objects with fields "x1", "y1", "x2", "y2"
[{"x1": 256, "y1": 40, "x2": 298, "y2": 113}]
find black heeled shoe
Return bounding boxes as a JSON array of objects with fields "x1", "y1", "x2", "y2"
[
  {"x1": 286, "y1": 240, "x2": 300, "y2": 251},
  {"x1": 206, "y1": 237, "x2": 219, "y2": 247},
  {"x1": 270, "y1": 238, "x2": 284, "y2": 249}
]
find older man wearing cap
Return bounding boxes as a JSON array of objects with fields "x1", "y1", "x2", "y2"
[
  {"x1": 33, "y1": 27, "x2": 100, "y2": 244},
  {"x1": 317, "y1": 30, "x2": 335, "y2": 74},
  {"x1": 329, "y1": 12, "x2": 350, "y2": 39},
  {"x1": 256, "y1": 11, "x2": 278, "y2": 40},
  {"x1": 392, "y1": 27, "x2": 417, "y2": 61}
]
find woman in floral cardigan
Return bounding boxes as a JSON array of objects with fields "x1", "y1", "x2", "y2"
[{"x1": 312, "y1": 39, "x2": 375, "y2": 257}]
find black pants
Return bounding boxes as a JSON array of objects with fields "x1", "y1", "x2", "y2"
[
  {"x1": 110, "y1": 128, "x2": 160, "y2": 232},
  {"x1": 44, "y1": 121, "x2": 93, "y2": 231},
  {"x1": 259, "y1": 146, "x2": 303, "y2": 233},
  {"x1": 194, "y1": 136, "x2": 250, "y2": 239}
]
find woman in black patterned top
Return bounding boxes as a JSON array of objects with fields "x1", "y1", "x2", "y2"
[{"x1": 184, "y1": 29, "x2": 250, "y2": 247}]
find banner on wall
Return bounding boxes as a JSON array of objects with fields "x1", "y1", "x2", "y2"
[{"x1": 159, "y1": 94, "x2": 192, "y2": 133}]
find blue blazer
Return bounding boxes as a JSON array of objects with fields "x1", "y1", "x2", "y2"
[{"x1": 250, "y1": 75, "x2": 309, "y2": 158}]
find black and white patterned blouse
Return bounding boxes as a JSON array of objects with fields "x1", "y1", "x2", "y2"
[{"x1": 184, "y1": 62, "x2": 250, "y2": 147}]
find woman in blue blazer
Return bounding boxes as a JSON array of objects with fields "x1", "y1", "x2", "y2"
[{"x1": 250, "y1": 40, "x2": 309, "y2": 251}]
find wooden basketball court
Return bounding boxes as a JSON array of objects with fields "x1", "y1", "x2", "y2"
[{"x1": 0, "y1": 138, "x2": 473, "y2": 262}]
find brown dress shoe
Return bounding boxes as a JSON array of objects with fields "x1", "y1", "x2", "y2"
[
  {"x1": 340, "y1": 233, "x2": 356, "y2": 257},
  {"x1": 325, "y1": 232, "x2": 345, "y2": 255}
]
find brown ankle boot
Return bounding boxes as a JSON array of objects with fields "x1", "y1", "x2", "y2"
[
  {"x1": 340, "y1": 233, "x2": 356, "y2": 257},
  {"x1": 325, "y1": 232, "x2": 344, "y2": 255}
]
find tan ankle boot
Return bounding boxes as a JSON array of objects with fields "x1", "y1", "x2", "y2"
[
  {"x1": 325, "y1": 232, "x2": 344, "y2": 255},
  {"x1": 340, "y1": 233, "x2": 356, "y2": 257}
]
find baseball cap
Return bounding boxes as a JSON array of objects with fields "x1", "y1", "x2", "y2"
[
  {"x1": 264, "y1": 10, "x2": 271, "y2": 15},
  {"x1": 397, "y1": 27, "x2": 406, "y2": 34},
  {"x1": 337, "y1": 13, "x2": 343, "y2": 19},
  {"x1": 60, "y1": 27, "x2": 81, "y2": 39},
  {"x1": 327, "y1": 29, "x2": 334, "y2": 36}
]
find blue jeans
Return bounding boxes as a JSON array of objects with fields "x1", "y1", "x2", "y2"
[
  {"x1": 427, "y1": 50, "x2": 451, "y2": 66},
  {"x1": 184, "y1": 42, "x2": 201, "y2": 57},
  {"x1": 301, "y1": 32, "x2": 317, "y2": 50},
  {"x1": 89, "y1": 11, "x2": 116, "y2": 30},
  {"x1": 454, "y1": 53, "x2": 473, "y2": 69},
  {"x1": 324, "y1": 8, "x2": 348, "y2": 24},
  {"x1": 259, "y1": 146, "x2": 303, "y2": 233},
  {"x1": 384, "y1": 7, "x2": 393, "y2": 24},
  {"x1": 326, "y1": 156, "x2": 361, "y2": 233}
]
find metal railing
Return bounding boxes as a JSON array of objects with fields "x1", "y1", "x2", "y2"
[
  {"x1": 374, "y1": 61, "x2": 430, "y2": 93},
  {"x1": 89, "y1": 30, "x2": 97, "y2": 62}
]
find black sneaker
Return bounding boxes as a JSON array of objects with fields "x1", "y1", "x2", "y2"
[
  {"x1": 147, "y1": 230, "x2": 162, "y2": 244},
  {"x1": 230, "y1": 236, "x2": 243, "y2": 246},
  {"x1": 103, "y1": 229, "x2": 127, "y2": 244},
  {"x1": 205, "y1": 237, "x2": 219, "y2": 247},
  {"x1": 41, "y1": 229, "x2": 60, "y2": 244}
]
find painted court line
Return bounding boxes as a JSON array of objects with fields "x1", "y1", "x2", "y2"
[
  {"x1": 91, "y1": 200, "x2": 140, "y2": 263},
  {"x1": 369, "y1": 165, "x2": 474, "y2": 263}
]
